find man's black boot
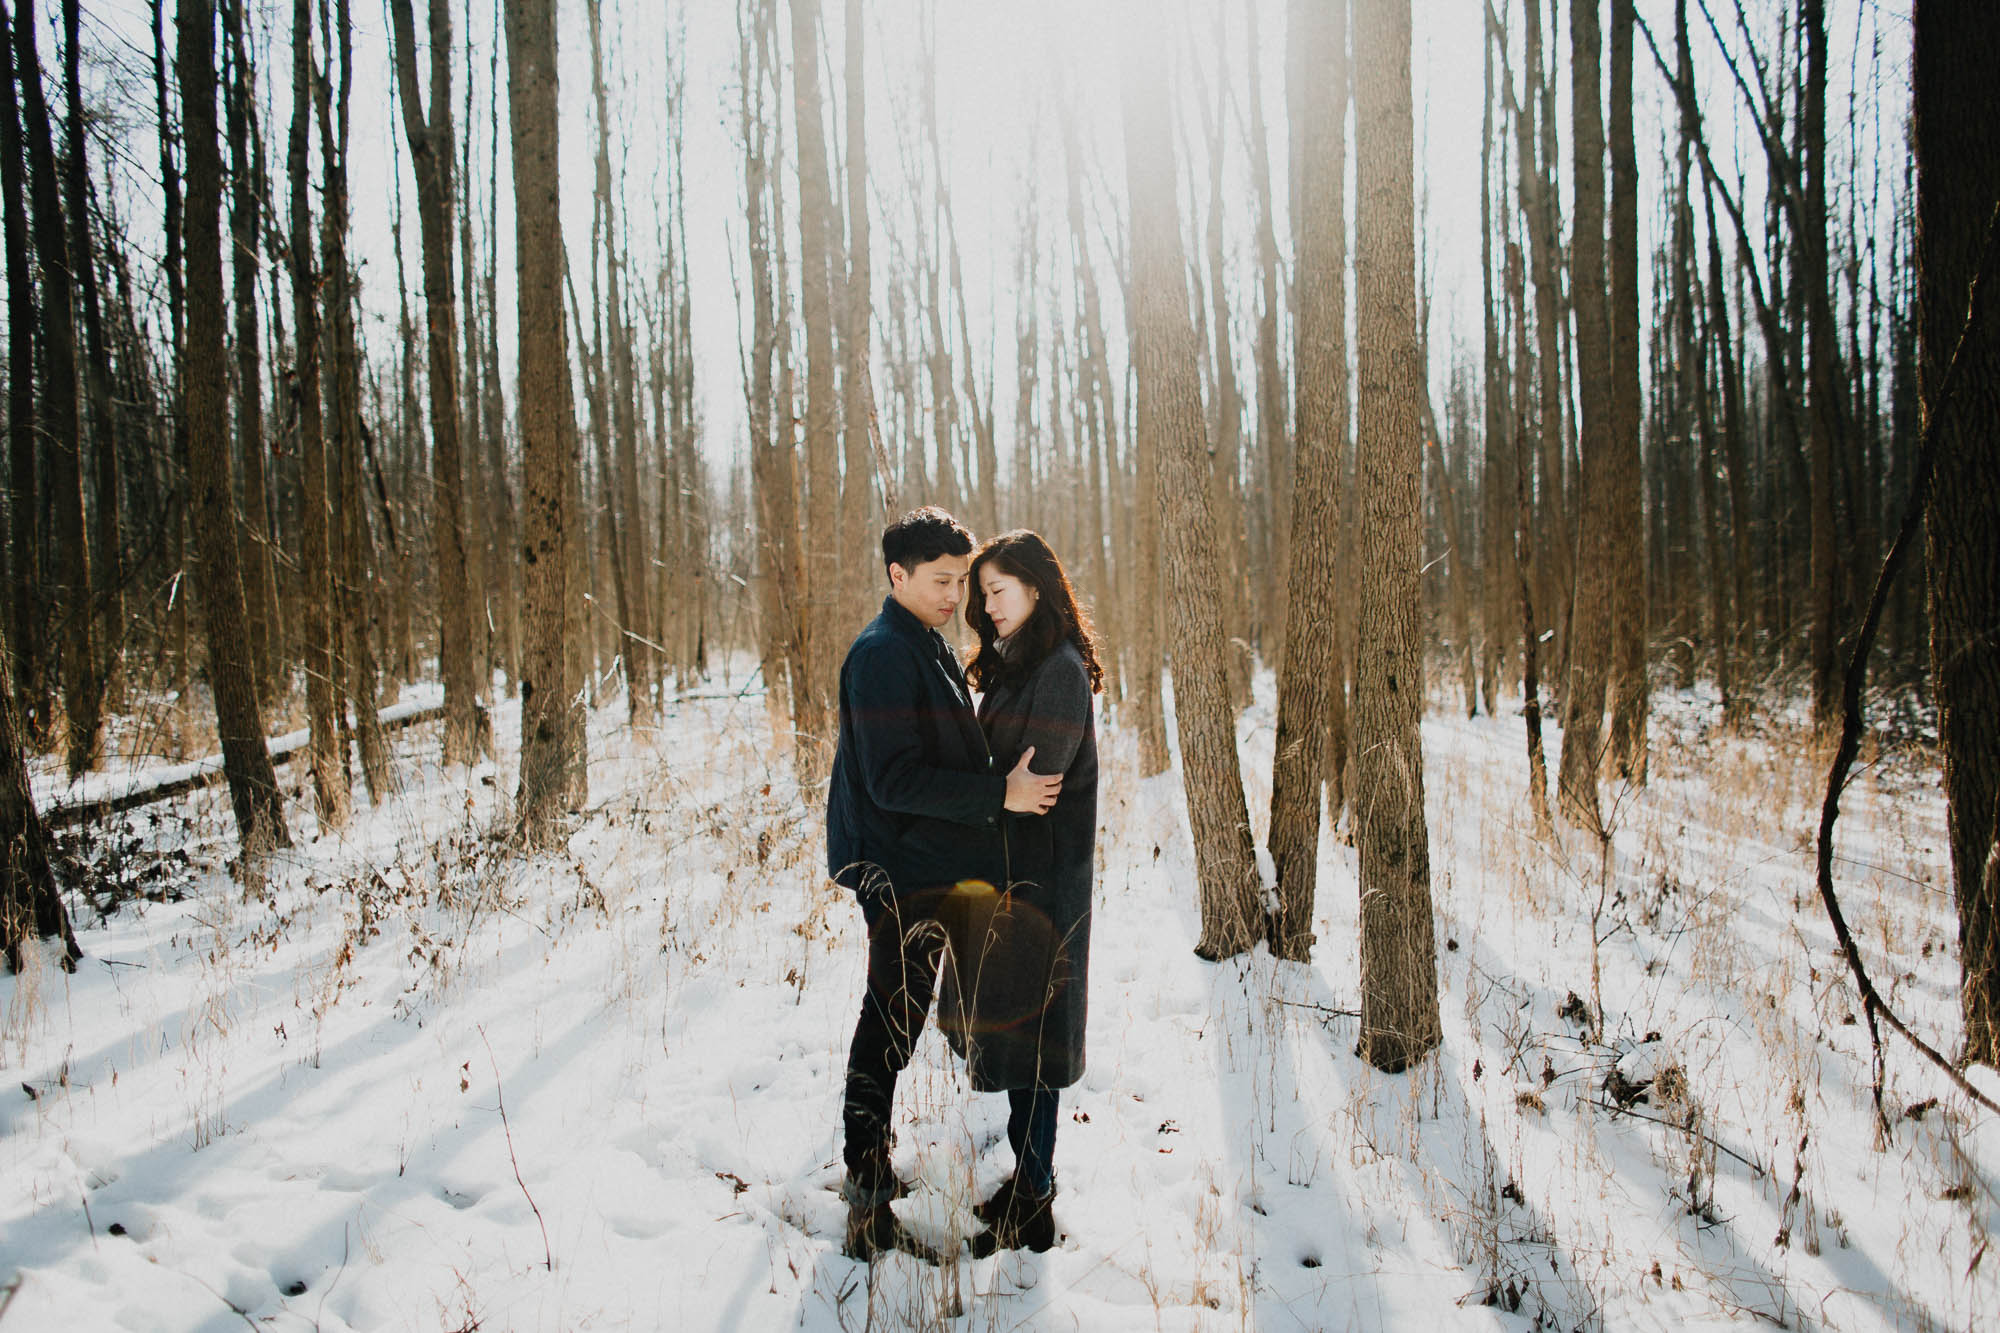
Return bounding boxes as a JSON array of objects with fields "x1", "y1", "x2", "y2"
[
  {"x1": 843, "y1": 1200, "x2": 897, "y2": 1260},
  {"x1": 972, "y1": 1171, "x2": 1018, "y2": 1226},
  {"x1": 972, "y1": 1185, "x2": 1056, "y2": 1255}
]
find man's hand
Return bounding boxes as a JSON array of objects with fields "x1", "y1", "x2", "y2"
[{"x1": 1003, "y1": 746, "x2": 1063, "y2": 814}]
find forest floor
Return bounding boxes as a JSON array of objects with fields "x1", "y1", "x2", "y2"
[{"x1": 2, "y1": 659, "x2": 1995, "y2": 1331}]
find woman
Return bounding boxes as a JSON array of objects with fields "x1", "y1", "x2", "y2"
[{"x1": 947, "y1": 529, "x2": 1101, "y2": 1255}]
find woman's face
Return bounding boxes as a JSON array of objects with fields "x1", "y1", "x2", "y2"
[{"x1": 980, "y1": 566, "x2": 1039, "y2": 641}]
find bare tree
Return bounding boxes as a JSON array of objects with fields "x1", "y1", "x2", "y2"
[
  {"x1": 507, "y1": 0, "x2": 580, "y2": 843},
  {"x1": 1557, "y1": 0, "x2": 1616, "y2": 835},
  {"x1": 1605, "y1": 0, "x2": 1647, "y2": 782},
  {"x1": 391, "y1": 0, "x2": 477, "y2": 763},
  {"x1": 0, "y1": 624, "x2": 79, "y2": 971},
  {"x1": 14, "y1": 0, "x2": 98, "y2": 776},
  {"x1": 1245, "y1": 0, "x2": 1288, "y2": 664},
  {"x1": 1121, "y1": 16, "x2": 1264, "y2": 962},
  {"x1": 1912, "y1": 0, "x2": 2000, "y2": 1066},
  {"x1": 1352, "y1": 0, "x2": 1439, "y2": 1071},
  {"x1": 790, "y1": 0, "x2": 838, "y2": 781},
  {"x1": 179, "y1": 0, "x2": 287, "y2": 853},
  {"x1": 1267, "y1": 0, "x2": 1350, "y2": 964},
  {"x1": 288, "y1": 0, "x2": 347, "y2": 828},
  {"x1": 61, "y1": 0, "x2": 123, "y2": 719},
  {"x1": 839, "y1": 0, "x2": 877, "y2": 615},
  {"x1": 0, "y1": 1, "x2": 45, "y2": 741},
  {"x1": 223, "y1": 0, "x2": 280, "y2": 701}
]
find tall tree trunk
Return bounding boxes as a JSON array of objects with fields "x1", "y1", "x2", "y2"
[
  {"x1": 390, "y1": 0, "x2": 476, "y2": 763},
  {"x1": 1426, "y1": 433, "x2": 1477, "y2": 719},
  {"x1": 839, "y1": 0, "x2": 876, "y2": 622},
  {"x1": 318, "y1": 0, "x2": 388, "y2": 800},
  {"x1": 1516, "y1": 0, "x2": 1572, "y2": 696},
  {"x1": 1912, "y1": 0, "x2": 2000, "y2": 1067},
  {"x1": 1479, "y1": 15, "x2": 1515, "y2": 718},
  {"x1": 1508, "y1": 236, "x2": 1552, "y2": 831},
  {"x1": 1267, "y1": 0, "x2": 1348, "y2": 965},
  {"x1": 1245, "y1": 0, "x2": 1287, "y2": 665},
  {"x1": 1802, "y1": 0, "x2": 1844, "y2": 733},
  {"x1": 481, "y1": 17, "x2": 517, "y2": 696},
  {"x1": 740, "y1": 0, "x2": 786, "y2": 729},
  {"x1": 15, "y1": 0, "x2": 97, "y2": 777},
  {"x1": 1352, "y1": 0, "x2": 1439, "y2": 1072},
  {"x1": 0, "y1": 3, "x2": 45, "y2": 743},
  {"x1": 61, "y1": 0, "x2": 122, "y2": 719},
  {"x1": 179, "y1": 0, "x2": 287, "y2": 853},
  {"x1": 0, "y1": 622, "x2": 79, "y2": 972},
  {"x1": 1199, "y1": 13, "x2": 1251, "y2": 710},
  {"x1": 1121, "y1": 13, "x2": 1263, "y2": 963},
  {"x1": 1605, "y1": 0, "x2": 1647, "y2": 782},
  {"x1": 457, "y1": 25, "x2": 490, "y2": 703},
  {"x1": 789, "y1": 0, "x2": 837, "y2": 785},
  {"x1": 1704, "y1": 186, "x2": 1753, "y2": 725},
  {"x1": 223, "y1": 0, "x2": 279, "y2": 704},
  {"x1": 288, "y1": 0, "x2": 346, "y2": 827},
  {"x1": 1557, "y1": 0, "x2": 1616, "y2": 835},
  {"x1": 506, "y1": 0, "x2": 579, "y2": 843},
  {"x1": 151, "y1": 0, "x2": 192, "y2": 758}
]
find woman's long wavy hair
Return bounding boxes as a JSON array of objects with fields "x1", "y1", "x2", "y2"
[{"x1": 964, "y1": 530, "x2": 1104, "y2": 695}]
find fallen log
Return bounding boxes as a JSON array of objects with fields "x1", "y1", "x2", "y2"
[{"x1": 42, "y1": 698, "x2": 447, "y2": 831}]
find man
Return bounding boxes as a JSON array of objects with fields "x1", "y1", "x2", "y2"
[{"x1": 826, "y1": 506, "x2": 1061, "y2": 1260}]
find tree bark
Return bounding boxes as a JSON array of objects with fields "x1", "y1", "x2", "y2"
[
  {"x1": 1245, "y1": 0, "x2": 1287, "y2": 665},
  {"x1": 1508, "y1": 236, "x2": 1552, "y2": 832},
  {"x1": 1704, "y1": 185, "x2": 1753, "y2": 725},
  {"x1": 180, "y1": 0, "x2": 288, "y2": 853},
  {"x1": 1515, "y1": 0, "x2": 1572, "y2": 698},
  {"x1": 1121, "y1": 15, "x2": 1264, "y2": 962},
  {"x1": 506, "y1": 0, "x2": 579, "y2": 844},
  {"x1": 14, "y1": 0, "x2": 98, "y2": 777},
  {"x1": 1199, "y1": 14, "x2": 1252, "y2": 710},
  {"x1": 0, "y1": 623, "x2": 79, "y2": 972},
  {"x1": 481, "y1": 20, "x2": 518, "y2": 696},
  {"x1": 0, "y1": 2, "x2": 45, "y2": 743},
  {"x1": 1557, "y1": 0, "x2": 1616, "y2": 836},
  {"x1": 61, "y1": 0, "x2": 123, "y2": 720},
  {"x1": 1479, "y1": 14, "x2": 1515, "y2": 718},
  {"x1": 1912, "y1": 0, "x2": 2000, "y2": 1067},
  {"x1": 317, "y1": 0, "x2": 389, "y2": 802},
  {"x1": 151, "y1": 0, "x2": 192, "y2": 758},
  {"x1": 1802, "y1": 0, "x2": 1845, "y2": 734},
  {"x1": 1605, "y1": 0, "x2": 1647, "y2": 783},
  {"x1": 1352, "y1": 0, "x2": 1439, "y2": 1071},
  {"x1": 223, "y1": 0, "x2": 280, "y2": 704},
  {"x1": 287, "y1": 0, "x2": 347, "y2": 828},
  {"x1": 789, "y1": 0, "x2": 837, "y2": 784},
  {"x1": 1267, "y1": 0, "x2": 1349, "y2": 964},
  {"x1": 839, "y1": 0, "x2": 876, "y2": 623},
  {"x1": 390, "y1": 0, "x2": 477, "y2": 763}
]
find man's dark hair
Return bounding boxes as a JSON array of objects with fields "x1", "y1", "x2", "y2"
[{"x1": 880, "y1": 506, "x2": 973, "y2": 578}]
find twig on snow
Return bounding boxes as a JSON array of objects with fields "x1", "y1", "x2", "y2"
[
  {"x1": 1587, "y1": 1099, "x2": 1767, "y2": 1178},
  {"x1": 480, "y1": 1025, "x2": 554, "y2": 1270}
]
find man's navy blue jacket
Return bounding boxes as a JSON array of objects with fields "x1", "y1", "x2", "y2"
[{"x1": 825, "y1": 596, "x2": 1007, "y2": 897}]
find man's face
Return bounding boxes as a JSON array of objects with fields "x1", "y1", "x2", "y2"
[{"x1": 889, "y1": 552, "x2": 971, "y2": 629}]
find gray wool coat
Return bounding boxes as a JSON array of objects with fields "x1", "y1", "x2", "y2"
[{"x1": 941, "y1": 638, "x2": 1096, "y2": 1092}]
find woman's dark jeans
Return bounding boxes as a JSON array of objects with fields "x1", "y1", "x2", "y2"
[{"x1": 1008, "y1": 1086, "x2": 1059, "y2": 1199}]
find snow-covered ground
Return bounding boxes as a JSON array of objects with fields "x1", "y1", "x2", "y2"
[{"x1": 3, "y1": 662, "x2": 1995, "y2": 1330}]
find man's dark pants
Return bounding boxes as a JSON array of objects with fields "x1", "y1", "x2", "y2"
[{"x1": 841, "y1": 885, "x2": 953, "y2": 1207}]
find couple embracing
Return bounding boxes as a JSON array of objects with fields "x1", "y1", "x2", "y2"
[{"x1": 824, "y1": 506, "x2": 1102, "y2": 1262}]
